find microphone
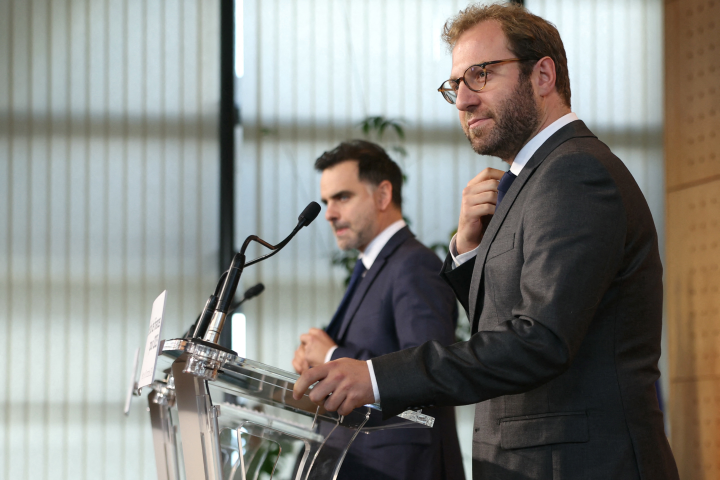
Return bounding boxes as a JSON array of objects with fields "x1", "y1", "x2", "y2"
[
  {"x1": 242, "y1": 283, "x2": 265, "y2": 301},
  {"x1": 201, "y1": 202, "x2": 320, "y2": 344},
  {"x1": 228, "y1": 283, "x2": 265, "y2": 314},
  {"x1": 298, "y1": 202, "x2": 321, "y2": 227}
]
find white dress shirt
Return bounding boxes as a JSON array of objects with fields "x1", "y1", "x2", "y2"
[
  {"x1": 322, "y1": 219, "x2": 407, "y2": 402},
  {"x1": 450, "y1": 112, "x2": 579, "y2": 267}
]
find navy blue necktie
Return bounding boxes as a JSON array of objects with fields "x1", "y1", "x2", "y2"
[
  {"x1": 497, "y1": 170, "x2": 517, "y2": 206},
  {"x1": 325, "y1": 259, "x2": 366, "y2": 340}
]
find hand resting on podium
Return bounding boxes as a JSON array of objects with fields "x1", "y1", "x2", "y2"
[
  {"x1": 292, "y1": 358, "x2": 375, "y2": 416},
  {"x1": 292, "y1": 328, "x2": 337, "y2": 374}
]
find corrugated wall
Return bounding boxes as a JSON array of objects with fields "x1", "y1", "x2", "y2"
[
  {"x1": 0, "y1": 1, "x2": 220, "y2": 479},
  {"x1": 0, "y1": 0, "x2": 664, "y2": 478}
]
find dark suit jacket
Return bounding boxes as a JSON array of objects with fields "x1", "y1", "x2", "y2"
[
  {"x1": 372, "y1": 122, "x2": 679, "y2": 479},
  {"x1": 326, "y1": 226, "x2": 465, "y2": 480}
]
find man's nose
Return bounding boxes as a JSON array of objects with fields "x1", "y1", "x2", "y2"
[
  {"x1": 455, "y1": 81, "x2": 480, "y2": 112},
  {"x1": 325, "y1": 204, "x2": 337, "y2": 221}
]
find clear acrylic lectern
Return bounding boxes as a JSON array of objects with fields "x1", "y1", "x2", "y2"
[{"x1": 145, "y1": 338, "x2": 434, "y2": 480}]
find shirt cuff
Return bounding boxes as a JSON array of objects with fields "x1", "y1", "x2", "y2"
[
  {"x1": 449, "y1": 234, "x2": 479, "y2": 268},
  {"x1": 366, "y1": 360, "x2": 381, "y2": 404},
  {"x1": 323, "y1": 345, "x2": 338, "y2": 364}
]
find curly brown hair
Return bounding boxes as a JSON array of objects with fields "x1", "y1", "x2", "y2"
[{"x1": 442, "y1": 3, "x2": 571, "y2": 108}]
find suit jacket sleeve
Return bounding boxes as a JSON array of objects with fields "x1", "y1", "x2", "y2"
[
  {"x1": 373, "y1": 153, "x2": 627, "y2": 418},
  {"x1": 441, "y1": 253, "x2": 474, "y2": 315},
  {"x1": 389, "y1": 249, "x2": 458, "y2": 351},
  {"x1": 331, "y1": 247, "x2": 457, "y2": 361}
]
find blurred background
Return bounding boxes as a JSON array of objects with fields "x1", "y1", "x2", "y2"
[{"x1": 1, "y1": 0, "x2": 717, "y2": 479}]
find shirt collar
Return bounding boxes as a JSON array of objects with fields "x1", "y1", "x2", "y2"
[
  {"x1": 509, "y1": 112, "x2": 579, "y2": 176},
  {"x1": 358, "y1": 219, "x2": 407, "y2": 270}
]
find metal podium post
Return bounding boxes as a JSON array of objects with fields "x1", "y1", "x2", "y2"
[{"x1": 147, "y1": 381, "x2": 182, "y2": 480}]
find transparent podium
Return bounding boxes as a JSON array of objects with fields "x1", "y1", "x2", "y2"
[{"x1": 146, "y1": 338, "x2": 434, "y2": 480}]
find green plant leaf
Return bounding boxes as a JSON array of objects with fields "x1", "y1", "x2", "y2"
[
  {"x1": 332, "y1": 250, "x2": 360, "y2": 287},
  {"x1": 391, "y1": 146, "x2": 408, "y2": 158}
]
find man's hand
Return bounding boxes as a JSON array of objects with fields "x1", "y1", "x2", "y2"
[
  {"x1": 456, "y1": 167, "x2": 505, "y2": 254},
  {"x1": 300, "y1": 328, "x2": 337, "y2": 367},
  {"x1": 292, "y1": 358, "x2": 376, "y2": 416},
  {"x1": 291, "y1": 344, "x2": 310, "y2": 374}
]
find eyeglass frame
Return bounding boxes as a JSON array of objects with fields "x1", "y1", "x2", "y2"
[{"x1": 437, "y1": 58, "x2": 533, "y2": 104}]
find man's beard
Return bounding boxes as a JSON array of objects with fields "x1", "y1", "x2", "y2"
[
  {"x1": 464, "y1": 74, "x2": 541, "y2": 160},
  {"x1": 332, "y1": 220, "x2": 374, "y2": 252}
]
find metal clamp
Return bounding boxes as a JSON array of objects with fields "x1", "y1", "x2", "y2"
[
  {"x1": 149, "y1": 376, "x2": 177, "y2": 407},
  {"x1": 182, "y1": 340, "x2": 236, "y2": 381}
]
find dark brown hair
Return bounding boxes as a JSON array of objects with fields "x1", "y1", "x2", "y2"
[
  {"x1": 442, "y1": 3, "x2": 571, "y2": 107},
  {"x1": 315, "y1": 140, "x2": 403, "y2": 209}
]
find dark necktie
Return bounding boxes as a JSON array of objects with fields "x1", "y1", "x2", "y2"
[
  {"x1": 497, "y1": 170, "x2": 517, "y2": 206},
  {"x1": 325, "y1": 259, "x2": 366, "y2": 340}
]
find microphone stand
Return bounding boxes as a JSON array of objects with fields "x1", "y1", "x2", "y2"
[
  {"x1": 199, "y1": 202, "x2": 321, "y2": 345},
  {"x1": 182, "y1": 202, "x2": 321, "y2": 381}
]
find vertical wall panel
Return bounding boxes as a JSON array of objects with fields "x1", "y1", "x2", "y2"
[
  {"x1": 0, "y1": 0, "x2": 220, "y2": 479},
  {"x1": 0, "y1": 17, "x2": 9, "y2": 478},
  {"x1": 665, "y1": 0, "x2": 720, "y2": 478}
]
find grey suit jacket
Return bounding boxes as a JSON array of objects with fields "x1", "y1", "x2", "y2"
[{"x1": 372, "y1": 121, "x2": 679, "y2": 479}]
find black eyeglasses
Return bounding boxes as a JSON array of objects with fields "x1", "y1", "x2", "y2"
[{"x1": 437, "y1": 58, "x2": 530, "y2": 104}]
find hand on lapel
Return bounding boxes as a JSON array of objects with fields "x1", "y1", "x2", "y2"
[{"x1": 457, "y1": 167, "x2": 505, "y2": 254}]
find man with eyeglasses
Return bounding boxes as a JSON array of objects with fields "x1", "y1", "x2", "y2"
[{"x1": 294, "y1": 4, "x2": 679, "y2": 479}]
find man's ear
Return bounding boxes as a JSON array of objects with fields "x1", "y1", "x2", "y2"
[
  {"x1": 375, "y1": 180, "x2": 394, "y2": 211},
  {"x1": 533, "y1": 56, "x2": 557, "y2": 98}
]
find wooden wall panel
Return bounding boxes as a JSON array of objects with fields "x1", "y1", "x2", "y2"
[
  {"x1": 665, "y1": 0, "x2": 720, "y2": 190},
  {"x1": 670, "y1": 379, "x2": 720, "y2": 477},
  {"x1": 666, "y1": 0, "x2": 720, "y2": 478},
  {"x1": 667, "y1": 184, "x2": 720, "y2": 379}
]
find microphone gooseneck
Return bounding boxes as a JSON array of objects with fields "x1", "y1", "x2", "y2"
[
  {"x1": 244, "y1": 201, "x2": 321, "y2": 267},
  {"x1": 192, "y1": 294, "x2": 219, "y2": 338},
  {"x1": 201, "y1": 202, "x2": 320, "y2": 344},
  {"x1": 188, "y1": 271, "x2": 227, "y2": 338},
  {"x1": 203, "y1": 253, "x2": 245, "y2": 343}
]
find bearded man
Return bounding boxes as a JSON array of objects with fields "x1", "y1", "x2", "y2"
[{"x1": 294, "y1": 4, "x2": 679, "y2": 479}]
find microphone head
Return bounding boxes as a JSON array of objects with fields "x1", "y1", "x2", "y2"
[
  {"x1": 298, "y1": 202, "x2": 321, "y2": 227},
  {"x1": 243, "y1": 283, "x2": 265, "y2": 300}
]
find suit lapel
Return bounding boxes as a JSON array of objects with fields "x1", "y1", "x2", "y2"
[
  {"x1": 336, "y1": 227, "x2": 414, "y2": 341},
  {"x1": 468, "y1": 121, "x2": 596, "y2": 329}
]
